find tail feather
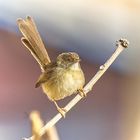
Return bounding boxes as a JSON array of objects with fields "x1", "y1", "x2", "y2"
[{"x1": 17, "y1": 16, "x2": 51, "y2": 71}]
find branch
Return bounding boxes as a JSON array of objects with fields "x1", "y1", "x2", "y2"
[
  {"x1": 24, "y1": 38, "x2": 129, "y2": 140},
  {"x1": 24, "y1": 111, "x2": 60, "y2": 140}
]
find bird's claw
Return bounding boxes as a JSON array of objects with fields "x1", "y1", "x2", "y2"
[
  {"x1": 78, "y1": 89, "x2": 86, "y2": 98},
  {"x1": 57, "y1": 107, "x2": 67, "y2": 118}
]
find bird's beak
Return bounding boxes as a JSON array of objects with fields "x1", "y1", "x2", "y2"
[
  {"x1": 75, "y1": 58, "x2": 81, "y2": 62},
  {"x1": 78, "y1": 58, "x2": 81, "y2": 62}
]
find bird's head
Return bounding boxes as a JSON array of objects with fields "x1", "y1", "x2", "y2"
[{"x1": 56, "y1": 52, "x2": 81, "y2": 68}]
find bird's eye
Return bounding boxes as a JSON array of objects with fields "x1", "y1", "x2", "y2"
[{"x1": 67, "y1": 57, "x2": 71, "y2": 61}]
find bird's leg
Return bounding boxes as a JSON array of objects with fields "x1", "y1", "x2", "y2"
[
  {"x1": 53, "y1": 100, "x2": 67, "y2": 118},
  {"x1": 77, "y1": 88, "x2": 86, "y2": 98}
]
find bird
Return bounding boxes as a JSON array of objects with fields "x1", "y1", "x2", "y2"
[{"x1": 17, "y1": 16, "x2": 85, "y2": 117}]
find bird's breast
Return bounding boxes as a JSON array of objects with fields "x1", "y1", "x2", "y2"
[{"x1": 42, "y1": 63, "x2": 85, "y2": 101}]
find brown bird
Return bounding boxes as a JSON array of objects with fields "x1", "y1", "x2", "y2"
[{"x1": 17, "y1": 16, "x2": 85, "y2": 117}]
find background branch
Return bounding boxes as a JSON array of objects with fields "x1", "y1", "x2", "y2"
[
  {"x1": 24, "y1": 111, "x2": 60, "y2": 140},
  {"x1": 25, "y1": 38, "x2": 129, "y2": 140}
]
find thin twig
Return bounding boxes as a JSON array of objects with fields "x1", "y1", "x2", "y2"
[{"x1": 24, "y1": 38, "x2": 129, "y2": 140}]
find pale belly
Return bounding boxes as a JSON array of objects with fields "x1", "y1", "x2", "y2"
[{"x1": 42, "y1": 69, "x2": 85, "y2": 101}]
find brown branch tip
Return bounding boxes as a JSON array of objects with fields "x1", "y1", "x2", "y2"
[{"x1": 116, "y1": 38, "x2": 129, "y2": 48}]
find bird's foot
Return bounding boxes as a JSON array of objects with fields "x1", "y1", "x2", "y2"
[
  {"x1": 78, "y1": 88, "x2": 86, "y2": 98},
  {"x1": 53, "y1": 100, "x2": 67, "y2": 118},
  {"x1": 57, "y1": 107, "x2": 67, "y2": 118}
]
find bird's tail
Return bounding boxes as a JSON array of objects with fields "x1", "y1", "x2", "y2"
[{"x1": 17, "y1": 16, "x2": 51, "y2": 72}]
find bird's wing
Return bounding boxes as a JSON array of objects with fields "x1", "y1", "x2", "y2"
[{"x1": 35, "y1": 62, "x2": 57, "y2": 88}]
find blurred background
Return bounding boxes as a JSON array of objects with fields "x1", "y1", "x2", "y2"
[{"x1": 0, "y1": 0, "x2": 140, "y2": 140}]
